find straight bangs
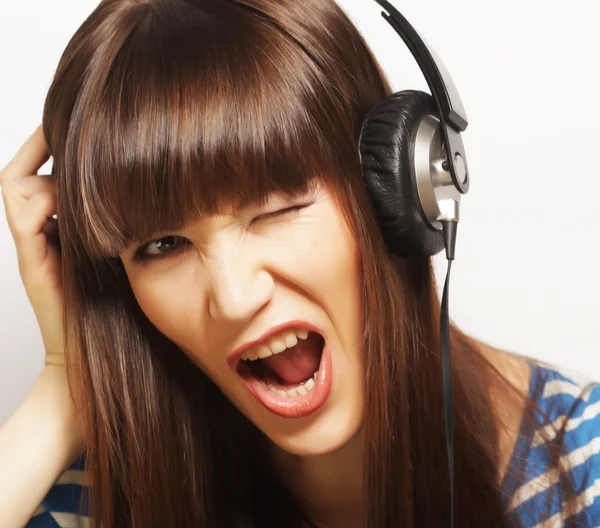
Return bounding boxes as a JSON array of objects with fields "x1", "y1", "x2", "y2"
[{"x1": 64, "y1": 0, "x2": 352, "y2": 260}]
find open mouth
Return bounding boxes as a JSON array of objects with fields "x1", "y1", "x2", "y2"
[{"x1": 235, "y1": 331, "x2": 332, "y2": 418}]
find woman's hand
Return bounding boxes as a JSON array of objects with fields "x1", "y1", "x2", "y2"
[{"x1": 0, "y1": 125, "x2": 64, "y2": 366}]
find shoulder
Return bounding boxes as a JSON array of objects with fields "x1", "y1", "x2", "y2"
[
  {"x1": 26, "y1": 452, "x2": 90, "y2": 527},
  {"x1": 503, "y1": 359, "x2": 600, "y2": 526}
]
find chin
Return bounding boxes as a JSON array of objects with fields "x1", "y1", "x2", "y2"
[{"x1": 251, "y1": 384, "x2": 365, "y2": 458}]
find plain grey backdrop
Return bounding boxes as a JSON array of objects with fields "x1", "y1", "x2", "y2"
[{"x1": 1, "y1": 0, "x2": 599, "y2": 425}]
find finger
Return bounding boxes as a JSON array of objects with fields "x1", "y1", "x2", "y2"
[
  {"x1": 41, "y1": 216, "x2": 58, "y2": 237},
  {"x1": 1, "y1": 175, "x2": 57, "y2": 231},
  {"x1": 41, "y1": 216, "x2": 61, "y2": 249},
  {"x1": 0, "y1": 125, "x2": 50, "y2": 185},
  {"x1": 10, "y1": 191, "x2": 57, "y2": 246},
  {"x1": 3, "y1": 173, "x2": 56, "y2": 201},
  {"x1": 12, "y1": 193, "x2": 60, "y2": 280}
]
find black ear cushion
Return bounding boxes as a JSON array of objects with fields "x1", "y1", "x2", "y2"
[{"x1": 358, "y1": 90, "x2": 444, "y2": 258}]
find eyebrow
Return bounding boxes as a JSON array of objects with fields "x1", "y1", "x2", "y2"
[{"x1": 119, "y1": 185, "x2": 319, "y2": 255}]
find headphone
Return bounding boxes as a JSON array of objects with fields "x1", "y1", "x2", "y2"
[
  {"x1": 358, "y1": 0, "x2": 469, "y2": 258},
  {"x1": 357, "y1": 2, "x2": 470, "y2": 525}
]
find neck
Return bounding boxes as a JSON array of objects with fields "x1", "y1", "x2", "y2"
[{"x1": 270, "y1": 427, "x2": 364, "y2": 528}]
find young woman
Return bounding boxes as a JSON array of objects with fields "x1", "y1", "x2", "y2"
[{"x1": 1, "y1": 0, "x2": 599, "y2": 526}]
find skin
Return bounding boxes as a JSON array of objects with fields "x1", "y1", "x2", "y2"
[
  {"x1": 119, "y1": 180, "x2": 531, "y2": 528},
  {"x1": 120, "y1": 180, "x2": 366, "y2": 523}
]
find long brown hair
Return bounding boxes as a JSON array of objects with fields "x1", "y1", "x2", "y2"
[{"x1": 42, "y1": 0, "x2": 576, "y2": 525}]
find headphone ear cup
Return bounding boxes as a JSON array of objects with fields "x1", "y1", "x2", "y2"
[{"x1": 358, "y1": 90, "x2": 444, "y2": 258}]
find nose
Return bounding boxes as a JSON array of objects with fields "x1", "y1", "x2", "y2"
[{"x1": 207, "y1": 253, "x2": 275, "y2": 323}]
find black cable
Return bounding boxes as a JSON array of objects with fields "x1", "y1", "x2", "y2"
[{"x1": 441, "y1": 220, "x2": 457, "y2": 528}]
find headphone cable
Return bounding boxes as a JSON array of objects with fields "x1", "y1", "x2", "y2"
[{"x1": 441, "y1": 219, "x2": 457, "y2": 528}]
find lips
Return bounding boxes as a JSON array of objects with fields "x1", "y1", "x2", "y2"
[
  {"x1": 237, "y1": 339, "x2": 331, "y2": 419},
  {"x1": 228, "y1": 321, "x2": 333, "y2": 419},
  {"x1": 228, "y1": 320, "x2": 324, "y2": 371}
]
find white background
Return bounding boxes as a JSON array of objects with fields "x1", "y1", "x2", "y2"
[{"x1": 0, "y1": 0, "x2": 598, "y2": 425}]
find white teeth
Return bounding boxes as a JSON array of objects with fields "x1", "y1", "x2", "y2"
[
  {"x1": 283, "y1": 332, "x2": 298, "y2": 349},
  {"x1": 269, "y1": 337, "x2": 287, "y2": 354},
  {"x1": 242, "y1": 327, "x2": 314, "y2": 362},
  {"x1": 296, "y1": 328, "x2": 309, "y2": 340},
  {"x1": 304, "y1": 378, "x2": 315, "y2": 391},
  {"x1": 265, "y1": 370, "x2": 319, "y2": 398},
  {"x1": 246, "y1": 350, "x2": 258, "y2": 361},
  {"x1": 256, "y1": 345, "x2": 272, "y2": 359}
]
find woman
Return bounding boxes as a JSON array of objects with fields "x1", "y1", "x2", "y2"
[{"x1": 0, "y1": 0, "x2": 598, "y2": 526}]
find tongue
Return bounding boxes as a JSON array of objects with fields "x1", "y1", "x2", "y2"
[{"x1": 261, "y1": 332, "x2": 323, "y2": 385}]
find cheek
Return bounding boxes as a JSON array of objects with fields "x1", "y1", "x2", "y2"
[
  {"x1": 128, "y1": 273, "x2": 199, "y2": 350},
  {"x1": 309, "y1": 212, "x2": 361, "y2": 306},
  {"x1": 295, "y1": 207, "x2": 363, "y2": 363}
]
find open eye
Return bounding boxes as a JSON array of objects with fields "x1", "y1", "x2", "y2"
[{"x1": 132, "y1": 235, "x2": 189, "y2": 262}]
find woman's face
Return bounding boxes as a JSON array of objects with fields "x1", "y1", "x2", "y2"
[{"x1": 120, "y1": 180, "x2": 364, "y2": 456}]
